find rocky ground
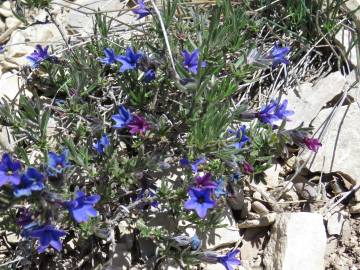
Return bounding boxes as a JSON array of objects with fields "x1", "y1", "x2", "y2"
[{"x1": 0, "y1": 0, "x2": 360, "y2": 270}]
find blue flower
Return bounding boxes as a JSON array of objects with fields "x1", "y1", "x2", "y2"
[
  {"x1": 190, "y1": 234, "x2": 201, "y2": 250},
  {"x1": 132, "y1": 0, "x2": 151, "y2": 20},
  {"x1": 274, "y1": 99, "x2": 294, "y2": 119},
  {"x1": 228, "y1": 125, "x2": 250, "y2": 149},
  {"x1": 0, "y1": 153, "x2": 21, "y2": 187},
  {"x1": 257, "y1": 99, "x2": 293, "y2": 124},
  {"x1": 47, "y1": 149, "x2": 70, "y2": 175},
  {"x1": 116, "y1": 47, "x2": 143, "y2": 72},
  {"x1": 29, "y1": 224, "x2": 66, "y2": 253},
  {"x1": 184, "y1": 187, "x2": 215, "y2": 219},
  {"x1": 112, "y1": 105, "x2": 133, "y2": 129},
  {"x1": 231, "y1": 172, "x2": 241, "y2": 183},
  {"x1": 99, "y1": 48, "x2": 117, "y2": 65},
  {"x1": 218, "y1": 249, "x2": 241, "y2": 270},
  {"x1": 65, "y1": 191, "x2": 100, "y2": 223},
  {"x1": 180, "y1": 157, "x2": 206, "y2": 174},
  {"x1": 93, "y1": 133, "x2": 110, "y2": 155},
  {"x1": 13, "y1": 168, "x2": 44, "y2": 197},
  {"x1": 182, "y1": 49, "x2": 206, "y2": 75},
  {"x1": 195, "y1": 173, "x2": 216, "y2": 189},
  {"x1": 135, "y1": 188, "x2": 158, "y2": 208},
  {"x1": 268, "y1": 42, "x2": 290, "y2": 68},
  {"x1": 26, "y1": 44, "x2": 50, "y2": 68},
  {"x1": 0, "y1": 46, "x2": 4, "y2": 53},
  {"x1": 143, "y1": 69, "x2": 156, "y2": 83},
  {"x1": 214, "y1": 178, "x2": 226, "y2": 198}
]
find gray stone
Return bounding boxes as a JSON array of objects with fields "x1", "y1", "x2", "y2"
[
  {"x1": 263, "y1": 212, "x2": 326, "y2": 270},
  {"x1": 238, "y1": 213, "x2": 277, "y2": 229},
  {"x1": 327, "y1": 212, "x2": 345, "y2": 236},
  {"x1": 303, "y1": 104, "x2": 360, "y2": 182},
  {"x1": 335, "y1": 27, "x2": 359, "y2": 67},
  {"x1": 286, "y1": 72, "x2": 346, "y2": 129}
]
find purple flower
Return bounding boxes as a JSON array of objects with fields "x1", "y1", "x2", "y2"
[
  {"x1": 143, "y1": 69, "x2": 156, "y2": 83},
  {"x1": 180, "y1": 157, "x2": 206, "y2": 174},
  {"x1": 13, "y1": 168, "x2": 44, "y2": 197},
  {"x1": 242, "y1": 161, "x2": 253, "y2": 175},
  {"x1": 0, "y1": 46, "x2": 4, "y2": 53},
  {"x1": 257, "y1": 99, "x2": 293, "y2": 124},
  {"x1": 65, "y1": 191, "x2": 100, "y2": 223},
  {"x1": 112, "y1": 105, "x2": 133, "y2": 129},
  {"x1": 116, "y1": 47, "x2": 143, "y2": 72},
  {"x1": 93, "y1": 133, "x2": 110, "y2": 155},
  {"x1": 99, "y1": 48, "x2": 117, "y2": 65},
  {"x1": 182, "y1": 49, "x2": 206, "y2": 74},
  {"x1": 128, "y1": 115, "x2": 151, "y2": 135},
  {"x1": 26, "y1": 44, "x2": 50, "y2": 68},
  {"x1": 0, "y1": 153, "x2": 21, "y2": 187},
  {"x1": 135, "y1": 188, "x2": 158, "y2": 208},
  {"x1": 275, "y1": 99, "x2": 294, "y2": 119},
  {"x1": 29, "y1": 224, "x2": 66, "y2": 253},
  {"x1": 304, "y1": 137, "x2": 322, "y2": 152},
  {"x1": 47, "y1": 149, "x2": 70, "y2": 175},
  {"x1": 267, "y1": 42, "x2": 290, "y2": 68},
  {"x1": 214, "y1": 178, "x2": 226, "y2": 198},
  {"x1": 184, "y1": 187, "x2": 215, "y2": 219},
  {"x1": 228, "y1": 125, "x2": 250, "y2": 149},
  {"x1": 195, "y1": 173, "x2": 216, "y2": 189},
  {"x1": 218, "y1": 249, "x2": 241, "y2": 270},
  {"x1": 132, "y1": 0, "x2": 151, "y2": 20}
]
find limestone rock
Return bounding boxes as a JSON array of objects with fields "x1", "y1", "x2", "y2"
[
  {"x1": 264, "y1": 164, "x2": 281, "y2": 188},
  {"x1": 343, "y1": 0, "x2": 360, "y2": 29},
  {"x1": 5, "y1": 17, "x2": 23, "y2": 30},
  {"x1": 286, "y1": 72, "x2": 346, "y2": 129},
  {"x1": 263, "y1": 212, "x2": 326, "y2": 270},
  {"x1": 327, "y1": 212, "x2": 345, "y2": 236},
  {"x1": 0, "y1": 126, "x2": 15, "y2": 152},
  {"x1": 335, "y1": 27, "x2": 359, "y2": 67},
  {"x1": 303, "y1": 104, "x2": 360, "y2": 182}
]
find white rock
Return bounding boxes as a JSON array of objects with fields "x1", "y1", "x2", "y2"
[
  {"x1": 303, "y1": 104, "x2": 360, "y2": 181},
  {"x1": 0, "y1": 2, "x2": 12, "y2": 18},
  {"x1": 263, "y1": 212, "x2": 326, "y2": 270},
  {"x1": 5, "y1": 17, "x2": 22, "y2": 30},
  {"x1": 343, "y1": 0, "x2": 360, "y2": 29},
  {"x1": 0, "y1": 126, "x2": 15, "y2": 152},
  {"x1": 264, "y1": 164, "x2": 281, "y2": 188},
  {"x1": 326, "y1": 211, "x2": 345, "y2": 236},
  {"x1": 0, "y1": 72, "x2": 22, "y2": 101},
  {"x1": 286, "y1": 72, "x2": 346, "y2": 129},
  {"x1": 335, "y1": 27, "x2": 359, "y2": 67},
  {"x1": 0, "y1": 20, "x2": 5, "y2": 33}
]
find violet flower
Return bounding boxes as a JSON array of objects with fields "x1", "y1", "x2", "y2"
[
  {"x1": 143, "y1": 69, "x2": 156, "y2": 83},
  {"x1": 267, "y1": 42, "x2": 290, "y2": 68},
  {"x1": 182, "y1": 49, "x2": 206, "y2": 74},
  {"x1": 112, "y1": 105, "x2": 133, "y2": 129},
  {"x1": 134, "y1": 188, "x2": 158, "y2": 208},
  {"x1": 214, "y1": 178, "x2": 226, "y2": 198},
  {"x1": 116, "y1": 47, "x2": 143, "y2": 72},
  {"x1": 26, "y1": 44, "x2": 50, "y2": 68},
  {"x1": 257, "y1": 99, "x2": 293, "y2": 124},
  {"x1": 64, "y1": 191, "x2": 100, "y2": 223},
  {"x1": 0, "y1": 46, "x2": 4, "y2": 53},
  {"x1": 180, "y1": 157, "x2": 206, "y2": 174},
  {"x1": 304, "y1": 137, "x2": 322, "y2": 152},
  {"x1": 13, "y1": 167, "x2": 44, "y2": 197},
  {"x1": 47, "y1": 149, "x2": 70, "y2": 175},
  {"x1": 274, "y1": 99, "x2": 294, "y2": 120},
  {"x1": 132, "y1": 0, "x2": 151, "y2": 20},
  {"x1": 218, "y1": 249, "x2": 241, "y2": 270},
  {"x1": 99, "y1": 48, "x2": 117, "y2": 65},
  {"x1": 128, "y1": 115, "x2": 151, "y2": 135},
  {"x1": 93, "y1": 133, "x2": 110, "y2": 155},
  {"x1": 29, "y1": 224, "x2": 66, "y2": 253},
  {"x1": 242, "y1": 161, "x2": 254, "y2": 175},
  {"x1": 228, "y1": 125, "x2": 250, "y2": 149},
  {"x1": 0, "y1": 153, "x2": 21, "y2": 187},
  {"x1": 184, "y1": 187, "x2": 215, "y2": 219},
  {"x1": 195, "y1": 173, "x2": 216, "y2": 189}
]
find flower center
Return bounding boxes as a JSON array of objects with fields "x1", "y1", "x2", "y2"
[
  {"x1": 7, "y1": 170, "x2": 13, "y2": 175},
  {"x1": 197, "y1": 195, "x2": 205, "y2": 204}
]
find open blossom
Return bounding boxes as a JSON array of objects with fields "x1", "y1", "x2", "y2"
[
  {"x1": 0, "y1": 153, "x2": 21, "y2": 187},
  {"x1": 195, "y1": 173, "x2": 216, "y2": 189},
  {"x1": 132, "y1": 0, "x2": 151, "y2": 20},
  {"x1": 112, "y1": 105, "x2": 133, "y2": 129},
  {"x1": 143, "y1": 69, "x2": 156, "y2": 83},
  {"x1": 65, "y1": 191, "x2": 100, "y2": 223},
  {"x1": 304, "y1": 137, "x2": 322, "y2": 152},
  {"x1": 99, "y1": 48, "x2": 118, "y2": 65},
  {"x1": 13, "y1": 168, "x2": 44, "y2": 197},
  {"x1": 26, "y1": 44, "x2": 51, "y2": 68},
  {"x1": 93, "y1": 133, "x2": 110, "y2": 155},
  {"x1": 266, "y1": 41, "x2": 290, "y2": 68},
  {"x1": 257, "y1": 99, "x2": 294, "y2": 124},
  {"x1": 116, "y1": 47, "x2": 143, "y2": 72},
  {"x1": 29, "y1": 224, "x2": 66, "y2": 253},
  {"x1": 228, "y1": 125, "x2": 250, "y2": 149},
  {"x1": 182, "y1": 48, "x2": 206, "y2": 74},
  {"x1": 184, "y1": 187, "x2": 215, "y2": 219},
  {"x1": 218, "y1": 250, "x2": 241, "y2": 270},
  {"x1": 128, "y1": 115, "x2": 151, "y2": 135},
  {"x1": 47, "y1": 149, "x2": 70, "y2": 175}
]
